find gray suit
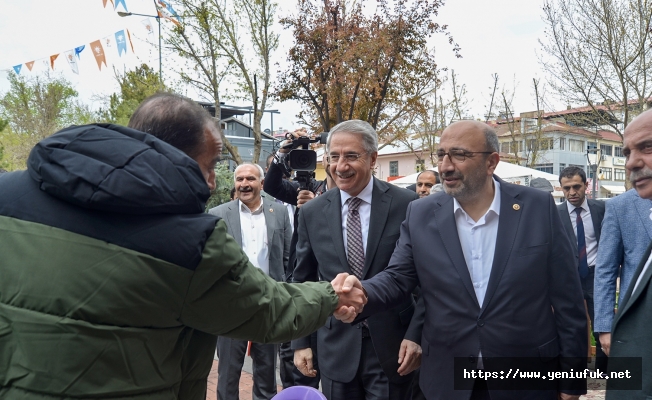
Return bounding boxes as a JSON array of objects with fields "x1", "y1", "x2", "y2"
[{"x1": 209, "y1": 197, "x2": 292, "y2": 400}]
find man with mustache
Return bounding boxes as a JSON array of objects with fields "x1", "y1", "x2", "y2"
[
  {"x1": 605, "y1": 109, "x2": 652, "y2": 399},
  {"x1": 415, "y1": 170, "x2": 440, "y2": 198},
  {"x1": 336, "y1": 120, "x2": 588, "y2": 399},
  {"x1": 291, "y1": 120, "x2": 422, "y2": 400},
  {"x1": 557, "y1": 166, "x2": 607, "y2": 374},
  {"x1": 209, "y1": 163, "x2": 292, "y2": 400}
]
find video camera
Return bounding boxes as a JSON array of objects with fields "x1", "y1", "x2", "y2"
[{"x1": 281, "y1": 132, "x2": 328, "y2": 191}]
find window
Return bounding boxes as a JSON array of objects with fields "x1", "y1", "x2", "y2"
[
  {"x1": 600, "y1": 144, "x2": 613, "y2": 156},
  {"x1": 559, "y1": 163, "x2": 566, "y2": 171},
  {"x1": 415, "y1": 159, "x2": 425, "y2": 172},
  {"x1": 527, "y1": 139, "x2": 538, "y2": 151},
  {"x1": 559, "y1": 138, "x2": 565, "y2": 150},
  {"x1": 615, "y1": 168, "x2": 626, "y2": 181},
  {"x1": 540, "y1": 138, "x2": 554, "y2": 151},
  {"x1": 569, "y1": 139, "x2": 584, "y2": 152},
  {"x1": 500, "y1": 142, "x2": 510, "y2": 153},
  {"x1": 600, "y1": 167, "x2": 612, "y2": 181},
  {"x1": 614, "y1": 146, "x2": 623, "y2": 157},
  {"x1": 389, "y1": 161, "x2": 399, "y2": 177},
  {"x1": 534, "y1": 163, "x2": 554, "y2": 174}
]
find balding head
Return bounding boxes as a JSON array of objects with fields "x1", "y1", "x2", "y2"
[{"x1": 624, "y1": 108, "x2": 652, "y2": 199}]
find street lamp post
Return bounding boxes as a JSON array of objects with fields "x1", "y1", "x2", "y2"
[
  {"x1": 117, "y1": 11, "x2": 162, "y2": 82},
  {"x1": 586, "y1": 145, "x2": 601, "y2": 199}
]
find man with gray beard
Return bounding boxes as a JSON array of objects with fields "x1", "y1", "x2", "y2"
[{"x1": 334, "y1": 120, "x2": 588, "y2": 399}]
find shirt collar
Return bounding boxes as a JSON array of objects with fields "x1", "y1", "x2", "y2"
[
  {"x1": 566, "y1": 197, "x2": 588, "y2": 215},
  {"x1": 340, "y1": 177, "x2": 374, "y2": 207},
  {"x1": 453, "y1": 178, "x2": 502, "y2": 219},
  {"x1": 239, "y1": 198, "x2": 264, "y2": 214}
]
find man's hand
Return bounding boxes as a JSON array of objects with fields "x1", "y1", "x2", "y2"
[
  {"x1": 297, "y1": 189, "x2": 315, "y2": 208},
  {"x1": 294, "y1": 348, "x2": 317, "y2": 377},
  {"x1": 331, "y1": 273, "x2": 367, "y2": 322},
  {"x1": 397, "y1": 339, "x2": 422, "y2": 376},
  {"x1": 279, "y1": 128, "x2": 308, "y2": 154},
  {"x1": 599, "y1": 332, "x2": 611, "y2": 356},
  {"x1": 558, "y1": 393, "x2": 580, "y2": 400}
]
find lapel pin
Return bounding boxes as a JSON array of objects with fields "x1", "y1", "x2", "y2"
[
  {"x1": 513, "y1": 204, "x2": 520, "y2": 211},
  {"x1": 269, "y1": 208, "x2": 274, "y2": 212}
]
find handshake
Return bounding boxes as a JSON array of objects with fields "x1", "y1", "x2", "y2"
[{"x1": 330, "y1": 273, "x2": 367, "y2": 323}]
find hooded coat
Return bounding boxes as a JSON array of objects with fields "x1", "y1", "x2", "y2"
[{"x1": 0, "y1": 124, "x2": 338, "y2": 399}]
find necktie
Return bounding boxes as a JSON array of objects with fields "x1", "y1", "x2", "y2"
[
  {"x1": 346, "y1": 197, "x2": 365, "y2": 279},
  {"x1": 574, "y1": 207, "x2": 589, "y2": 279}
]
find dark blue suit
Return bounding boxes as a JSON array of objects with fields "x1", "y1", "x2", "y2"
[{"x1": 361, "y1": 178, "x2": 588, "y2": 400}]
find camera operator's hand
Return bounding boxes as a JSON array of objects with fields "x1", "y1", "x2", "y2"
[
  {"x1": 297, "y1": 189, "x2": 315, "y2": 208},
  {"x1": 279, "y1": 128, "x2": 309, "y2": 154}
]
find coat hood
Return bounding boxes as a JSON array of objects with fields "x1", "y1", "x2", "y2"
[{"x1": 28, "y1": 123, "x2": 210, "y2": 214}]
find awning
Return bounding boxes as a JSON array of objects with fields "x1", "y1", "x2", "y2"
[{"x1": 601, "y1": 184, "x2": 626, "y2": 194}]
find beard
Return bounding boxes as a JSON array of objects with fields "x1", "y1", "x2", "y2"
[{"x1": 441, "y1": 167, "x2": 488, "y2": 202}]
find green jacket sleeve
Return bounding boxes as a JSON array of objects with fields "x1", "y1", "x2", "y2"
[{"x1": 180, "y1": 219, "x2": 339, "y2": 343}]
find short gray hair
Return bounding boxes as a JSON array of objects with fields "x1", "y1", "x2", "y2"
[
  {"x1": 483, "y1": 125, "x2": 499, "y2": 153},
  {"x1": 233, "y1": 162, "x2": 265, "y2": 181},
  {"x1": 326, "y1": 120, "x2": 378, "y2": 154}
]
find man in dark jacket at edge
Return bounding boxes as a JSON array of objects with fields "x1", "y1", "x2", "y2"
[{"x1": 0, "y1": 92, "x2": 365, "y2": 400}]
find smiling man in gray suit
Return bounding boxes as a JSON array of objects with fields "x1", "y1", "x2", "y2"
[
  {"x1": 607, "y1": 109, "x2": 652, "y2": 399},
  {"x1": 209, "y1": 162, "x2": 292, "y2": 400}
]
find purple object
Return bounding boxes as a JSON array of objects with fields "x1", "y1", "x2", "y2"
[{"x1": 272, "y1": 386, "x2": 327, "y2": 400}]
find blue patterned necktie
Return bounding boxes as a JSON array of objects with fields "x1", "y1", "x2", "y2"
[
  {"x1": 574, "y1": 208, "x2": 589, "y2": 279},
  {"x1": 346, "y1": 197, "x2": 365, "y2": 279}
]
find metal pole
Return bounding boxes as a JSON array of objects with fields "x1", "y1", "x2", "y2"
[
  {"x1": 592, "y1": 165, "x2": 597, "y2": 199},
  {"x1": 157, "y1": 16, "x2": 162, "y2": 83}
]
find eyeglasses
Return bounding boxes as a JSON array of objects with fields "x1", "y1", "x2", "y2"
[
  {"x1": 436, "y1": 149, "x2": 493, "y2": 164},
  {"x1": 327, "y1": 153, "x2": 366, "y2": 163}
]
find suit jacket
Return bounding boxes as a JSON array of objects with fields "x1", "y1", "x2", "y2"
[
  {"x1": 608, "y1": 239, "x2": 652, "y2": 399},
  {"x1": 208, "y1": 197, "x2": 292, "y2": 282},
  {"x1": 557, "y1": 198, "x2": 605, "y2": 270},
  {"x1": 291, "y1": 178, "x2": 421, "y2": 384},
  {"x1": 361, "y1": 178, "x2": 588, "y2": 400},
  {"x1": 594, "y1": 189, "x2": 652, "y2": 333}
]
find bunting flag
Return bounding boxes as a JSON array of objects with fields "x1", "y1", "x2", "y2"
[
  {"x1": 25, "y1": 61, "x2": 34, "y2": 71},
  {"x1": 156, "y1": 0, "x2": 181, "y2": 26},
  {"x1": 13, "y1": 65, "x2": 22, "y2": 75},
  {"x1": 90, "y1": 40, "x2": 107, "y2": 70},
  {"x1": 102, "y1": 0, "x2": 115, "y2": 8},
  {"x1": 114, "y1": 0, "x2": 128, "y2": 12},
  {"x1": 127, "y1": 29, "x2": 135, "y2": 53},
  {"x1": 65, "y1": 50, "x2": 79, "y2": 74},
  {"x1": 74, "y1": 45, "x2": 85, "y2": 59},
  {"x1": 141, "y1": 18, "x2": 154, "y2": 35},
  {"x1": 115, "y1": 30, "x2": 127, "y2": 56},
  {"x1": 50, "y1": 54, "x2": 59, "y2": 70},
  {"x1": 105, "y1": 37, "x2": 113, "y2": 48}
]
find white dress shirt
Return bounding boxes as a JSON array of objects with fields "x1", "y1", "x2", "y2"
[
  {"x1": 454, "y1": 179, "x2": 501, "y2": 307},
  {"x1": 566, "y1": 198, "x2": 598, "y2": 267},
  {"x1": 239, "y1": 199, "x2": 270, "y2": 275},
  {"x1": 341, "y1": 177, "x2": 374, "y2": 256}
]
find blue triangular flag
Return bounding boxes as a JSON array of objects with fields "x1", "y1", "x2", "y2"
[
  {"x1": 114, "y1": 0, "x2": 128, "y2": 12},
  {"x1": 13, "y1": 64, "x2": 22, "y2": 75},
  {"x1": 115, "y1": 30, "x2": 127, "y2": 56},
  {"x1": 74, "y1": 45, "x2": 85, "y2": 59}
]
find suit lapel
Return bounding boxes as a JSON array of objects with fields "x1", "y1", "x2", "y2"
[
  {"x1": 588, "y1": 200, "x2": 603, "y2": 244},
  {"x1": 560, "y1": 201, "x2": 577, "y2": 242},
  {"x1": 226, "y1": 201, "x2": 242, "y2": 247},
  {"x1": 262, "y1": 198, "x2": 276, "y2": 245},
  {"x1": 435, "y1": 195, "x2": 479, "y2": 308},
  {"x1": 365, "y1": 179, "x2": 390, "y2": 277},
  {"x1": 634, "y1": 194, "x2": 652, "y2": 240},
  {"x1": 481, "y1": 182, "x2": 523, "y2": 314},
  {"x1": 615, "y1": 241, "x2": 652, "y2": 323},
  {"x1": 325, "y1": 189, "x2": 350, "y2": 273}
]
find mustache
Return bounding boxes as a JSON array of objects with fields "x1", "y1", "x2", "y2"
[
  {"x1": 238, "y1": 187, "x2": 253, "y2": 192},
  {"x1": 630, "y1": 168, "x2": 652, "y2": 183},
  {"x1": 441, "y1": 171, "x2": 463, "y2": 180}
]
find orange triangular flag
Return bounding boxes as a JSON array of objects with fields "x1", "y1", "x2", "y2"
[
  {"x1": 90, "y1": 40, "x2": 107, "y2": 70},
  {"x1": 102, "y1": 0, "x2": 108, "y2": 7},
  {"x1": 25, "y1": 61, "x2": 35, "y2": 71},
  {"x1": 50, "y1": 54, "x2": 59, "y2": 70},
  {"x1": 126, "y1": 29, "x2": 135, "y2": 53}
]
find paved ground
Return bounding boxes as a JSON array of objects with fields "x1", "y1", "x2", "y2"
[{"x1": 205, "y1": 353, "x2": 607, "y2": 400}]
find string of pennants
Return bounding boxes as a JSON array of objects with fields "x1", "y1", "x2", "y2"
[{"x1": 8, "y1": 0, "x2": 182, "y2": 76}]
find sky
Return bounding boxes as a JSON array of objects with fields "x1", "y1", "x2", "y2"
[{"x1": 0, "y1": 0, "x2": 554, "y2": 132}]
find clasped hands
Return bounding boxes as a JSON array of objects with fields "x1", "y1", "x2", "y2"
[{"x1": 331, "y1": 273, "x2": 366, "y2": 323}]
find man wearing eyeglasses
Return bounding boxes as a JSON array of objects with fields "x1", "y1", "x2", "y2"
[
  {"x1": 291, "y1": 119, "x2": 423, "y2": 400},
  {"x1": 335, "y1": 120, "x2": 588, "y2": 399}
]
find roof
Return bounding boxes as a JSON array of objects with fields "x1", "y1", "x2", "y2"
[{"x1": 221, "y1": 117, "x2": 276, "y2": 140}]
